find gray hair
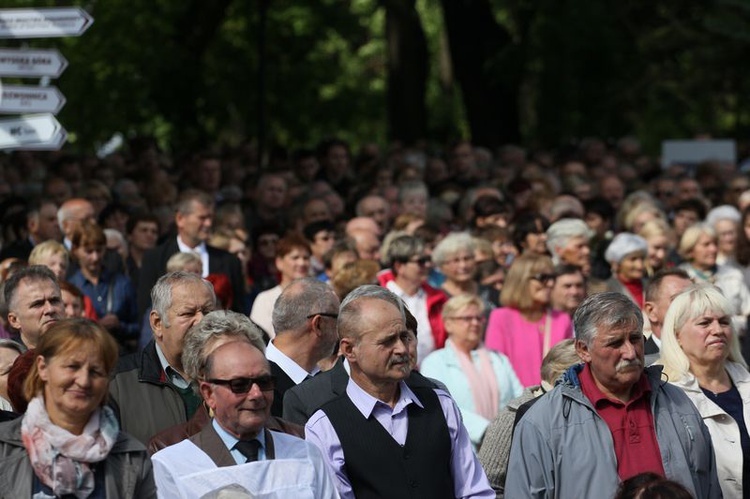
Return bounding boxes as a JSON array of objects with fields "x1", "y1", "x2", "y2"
[
  {"x1": 151, "y1": 271, "x2": 216, "y2": 328},
  {"x1": 0, "y1": 339, "x2": 23, "y2": 355},
  {"x1": 4, "y1": 266, "x2": 58, "y2": 312},
  {"x1": 338, "y1": 285, "x2": 405, "y2": 340},
  {"x1": 174, "y1": 189, "x2": 213, "y2": 215},
  {"x1": 385, "y1": 235, "x2": 424, "y2": 269},
  {"x1": 183, "y1": 310, "x2": 265, "y2": 382},
  {"x1": 397, "y1": 181, "x2": 428, "y2": 204},
  {"x1": 432, "y1": 232, "x2": 475, "y2": 267},
  {"x1": 545, "y1": 218, "x2": 591, "y2": 265},
  {"x1": 272, "y1": 278, "x2": 339, "y2": 333},
  {"x1": 573, "y1": 292, "x2": 643, "y2": 347}
]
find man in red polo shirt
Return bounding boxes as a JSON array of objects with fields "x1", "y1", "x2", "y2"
[{"x1": 505, "y1": 292, "x2": 720, "y2": 499}]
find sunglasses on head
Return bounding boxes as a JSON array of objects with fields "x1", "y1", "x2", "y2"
[{"x1": 206, "y1": 375, "x2": 276, "y2": 394}]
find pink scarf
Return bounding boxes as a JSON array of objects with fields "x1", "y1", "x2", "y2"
[
  {"x1": 21, "y1": 396, "x2": 119, "y2": 498},
  {"x1": 447, "y1": 339, "x2": 500, "y2": 420}
]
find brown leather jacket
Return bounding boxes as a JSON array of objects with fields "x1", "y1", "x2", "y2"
[{"x1": 147, "y1": 404, "x2": 304, "y2": 455}]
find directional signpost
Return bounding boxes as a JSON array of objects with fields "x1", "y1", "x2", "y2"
[
  {"x1": 0, "y1": 8, "x2": 93, "y2": 39},
  {"x1": 0, "y1": 84, "x2": 65, "y2": 114},
  {"x1": 0, "y1": 48, "x2": 67, "y2": 78},
  {"x1": 0, "y1": 114, "x2": 65, "y2": 149},
  {"x1": 0, "y1": 7, "x2": 93, "y2": 150}
]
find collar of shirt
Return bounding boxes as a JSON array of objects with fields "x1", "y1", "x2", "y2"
[
  {"x1": 176, "y1": 236, "x2": 209, "y2": 278},
  {"x1": 154, "y1": 342, "x2": 190, "y2": 389},
  {"x1": 265, "y1": 340, "x2": 319, "y2": 384},
  {"x1": 211, "y1": 418, "x2": 267, "y2": 465},
  {"x1": 650, "y1": 334, "x2": 662, "y2": 349},
  {"x1": 385, "y1": 279, "x2": 426, "y2": 300},
  {"x1": 346, "y1": 377, "x2": 424, "y2": 419},
  {"x1": 579, "y1": 362, "x2": 651, "y2": 408}
]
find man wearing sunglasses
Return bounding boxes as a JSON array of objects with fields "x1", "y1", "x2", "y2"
[
  {"x1": 267, "y1": 277, "x2": 340, "y2": 417},
  {"x1": 378, "y1": 235, "x2": 448, "y2": 362},
  {"x1": 152, "y1": 310, "x2": 337, "y2": 498},
  {"x1": 305, "y1": 286, "x2": 493, "y2": 498}
]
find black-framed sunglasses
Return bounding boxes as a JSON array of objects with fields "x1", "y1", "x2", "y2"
[
  {"x1": 402, "y1": 256, "x2": 431, "y2": 266},
  {"x1": 530, "y1": 273, "x2": 556, "y2": 284},
  {"x1": 206, "y1": 375, "x2": 276, "y2": 394},
  {"x1": 306, "y1": 312, "x2": 339, "y2": 319}
]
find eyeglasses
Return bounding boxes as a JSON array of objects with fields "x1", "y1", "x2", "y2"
[
  {"x1": 206, "y1": 375, "x2": 276, "y2": 394},
  {"x1": 405, "y1": 256, "x2": 431, "y2": 266},
  {"x1": 306, "y1": 312, "x2": 339, "y2": 319},
  {"x1": 530, "y1": 273, "x2": 556, "y2": 284},
  {"x1": 446, "y1": 315, "x2": 486, "y2": 323}
]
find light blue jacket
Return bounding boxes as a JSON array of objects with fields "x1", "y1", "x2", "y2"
[
  {"x1": 505, "y1": 364, "x2": 722, "y2": 499},
  {"x1": 421, "y1": 343, "x2": 524, "y2": 446}
]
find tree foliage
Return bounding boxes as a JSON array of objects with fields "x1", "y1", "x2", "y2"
[{"x1": 3, "y1": 0, "x2": 750, "y2": 153}]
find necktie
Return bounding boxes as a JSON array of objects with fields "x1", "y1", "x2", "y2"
[{"x1": 234, "y1": 439, "x2": 261, "y2": 463}]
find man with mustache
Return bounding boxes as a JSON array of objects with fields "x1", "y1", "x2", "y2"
[
  {"x1": 506, "y1": 292, "x2": 720, "y2": 499},
  {"x1": 305, "y1": 286, "x2": 493, "y2": 498}
]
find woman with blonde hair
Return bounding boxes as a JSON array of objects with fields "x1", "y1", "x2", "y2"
[
  {"x1": 28, "y1": 240, "x2": 68, "y2": 281},
  {"x1": 659, "y1": 283, "x2": 750, "y2": 499},
  {"x1": 679, "y1": 223, "x2": 750, "y2": 335},
  {"x1": 421, "y1": 294, "x2": 523, "y2": 447},
  {"x1": 0, "y1": 319, "x2": 155, "y2": 497},
  {"x1": 485, "y1": 254, "x2": 573, "y2": 386},
  {"x1": 637, "y1": 218, "x2": 674, "y2": 277},
  {"x1": 30, "y1": 240, "x2": 98, "y2": 320}
]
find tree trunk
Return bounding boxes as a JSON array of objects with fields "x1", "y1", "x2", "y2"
[
  {"x1": 383, "y1": 0, "x2": 429, "y2": 145},
  {"x1": 439, "y1": 0, "x2": 521, "y2": 147}
]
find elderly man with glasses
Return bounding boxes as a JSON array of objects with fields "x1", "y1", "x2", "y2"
[
  {"x1": 377, "y1": 234, "x2": 448, "y2": 362},
  {"x1": 152, "y1": 310, "x2": 337, "y2": 499},
  {"x1": 266, "y1": 277, "x2": 341, "y2": 417}
]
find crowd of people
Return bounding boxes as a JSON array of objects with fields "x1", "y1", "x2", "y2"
[{"x1": 0, "y1": 134, "x2": 745, "y2": 497}]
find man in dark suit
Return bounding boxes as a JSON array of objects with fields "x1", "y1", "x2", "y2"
[
  {"x1": 643, "y1": 268, "x2": 692, "y2": 365},
  {"x1": 0, "y1": 199, "x2": 60, "y2": 262},
  {"x1": 266, "y1": 277, "x2": 340, "y2": 417},
  {"x1": 282, "y1": 299, "x2": 442, "y2": 425},
  {"x1": 137, "y1": 189, "x2": 246, "y2": 317},
  {"x1": 151, "y1": 311, "x2": 336, "y2": 498}
]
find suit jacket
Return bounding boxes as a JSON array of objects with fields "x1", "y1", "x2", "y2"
[
  {"x1": 269, "y1": 360, "x2": 297, "y2": 418},
  {"x1": 188, "y1": 422, "x2": 276, "y2": 468},
  {"x1": 282, "y1": 357, "x2": 440, "y2": 425},
  {"x1": 137, "y1": 237, "x2": 247, "y2": 317},
  {"x1": 644, "y1": 335, "x2": 660, "y2": 366}
]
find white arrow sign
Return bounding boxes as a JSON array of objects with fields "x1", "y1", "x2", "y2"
[
  {"x1": 0, "y1": 84, "x2": 65, "y2": 114},
  {"x1": 0, "y1": 8, "x2": 93, "y2": 39},
  {"x1": 0, "y1": 48, "x2": 68, "y2": 77},
  {"x1": 0, "y1": 114, "x2": 66, "y2": 150}
]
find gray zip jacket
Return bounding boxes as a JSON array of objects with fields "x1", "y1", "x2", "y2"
[
  {"x1": 505, "y1": 364, "x2": 722, "y2": 499},
  {"x1": 0, "y1": 417, "x2": 156, "y2": 498}
]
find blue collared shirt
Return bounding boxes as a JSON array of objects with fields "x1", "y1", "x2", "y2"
[{"x1": 212, "y1": 419, "x2": 267, "y2": 465}]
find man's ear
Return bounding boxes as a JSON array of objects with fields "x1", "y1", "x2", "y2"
[
  {"x1": 150, "y1": 310, "x2": 163, "y2": 342},
  {"x1": 199, "y1": 381, "x2": 215, "y2": 410},
  {"x1": 644, "y1": 301, "x2": 658, "y2": 324},
  {"x1": 7, "y1": 312, "x2": 20, "y2": 331},
  {"x1": 340, "y1": 336, "x2": 356, "y2": 363},
  {"x1": 575, "y1": 339, "x2": 591, "y2": 363}
]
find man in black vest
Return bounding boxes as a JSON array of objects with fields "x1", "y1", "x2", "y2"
[{"x1": 304, "y1": 285, "x2": 493, "y2": 499}]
